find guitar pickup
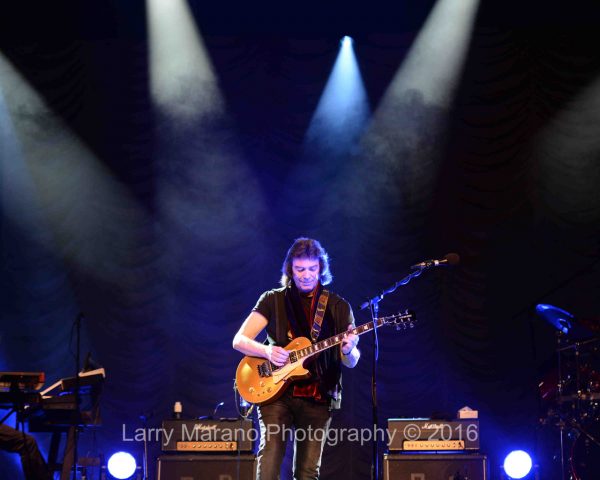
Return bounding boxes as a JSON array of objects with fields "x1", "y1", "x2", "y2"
[{"x1": 257, "y1": 361, "x2": 273, "y2": 378}]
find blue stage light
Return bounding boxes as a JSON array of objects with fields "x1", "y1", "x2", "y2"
[
  {"x1": 503, "y1": 450, "x2": 533, "y2": 479},
  {"x1": 305, "y1": 31, "x2": 368, "y2": 152},
  {"x1": 107, "y1": 451, "x2": 137, "y2": 479}
]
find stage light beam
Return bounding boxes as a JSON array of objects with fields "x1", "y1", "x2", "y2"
[
  {"x1": 536, "y1": 76, "x2": 600, "y2": 226},
  {"x1": 349, "y1": 0, "x2": 480, "y2": 224},
  {"x1": 305, "y1": 35, "x2": 369, "y2": 153},
  {"x1": 382, "y1": 0, "x2": 480, "y2": 109},
  {"x1": 149, "y1": 2, "x2": 268, "y2": 272},
  {"x1": 0, "y1": 54, "x2": 145, "y2": 282},
  {"x1": 147, "y1": 0, "x2": 223, "y2": 122}
]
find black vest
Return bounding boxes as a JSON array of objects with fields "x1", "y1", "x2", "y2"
[{"x1": 264, "y1": 285, "x2": 350, "y2": 409}]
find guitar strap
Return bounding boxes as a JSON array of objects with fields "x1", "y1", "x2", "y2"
[
  {"x1": 274, "y1": 291, "x2": 287, "y2": 346},
  {"x1": 310, "y1": 289, "x2": 329, "y2": 342}
]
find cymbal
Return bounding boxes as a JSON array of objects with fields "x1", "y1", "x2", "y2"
[{"x1": 536, "y1": 304, "x2": 574, "y2": 334}]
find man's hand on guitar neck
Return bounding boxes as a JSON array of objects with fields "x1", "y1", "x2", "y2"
[
  {"x1": 266, "y1": 345, "x2": 289, "y2": 367},
  {"x1": 341, "y1": 324, "x2": 359, "y2": 355},
  {"x1": 341, "y1": 324, "x2": 360, "y2": 368}
]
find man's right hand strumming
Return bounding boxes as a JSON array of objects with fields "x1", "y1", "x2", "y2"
[{"x1": 266, "y1": 345, "x2": 289, "y2": 366}]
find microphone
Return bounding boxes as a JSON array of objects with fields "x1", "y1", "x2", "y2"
[{"x1": 411, "y1": 253, "x2": 460, "y2": 269}]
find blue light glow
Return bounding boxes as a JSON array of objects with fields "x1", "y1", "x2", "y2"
[
  {"x1": 107, "y1": 452, "x2": 137, "y2": 479},
  {"x1": 305, "y1": 33, "x2": 369, "y2": 152},
  {"x1": 503, "y1": 450, "x2": 533, "y2": 479}
]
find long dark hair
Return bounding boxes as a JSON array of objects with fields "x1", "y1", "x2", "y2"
[{"x1": 280, "y1": 237, "x2": 333, "y2": 287}]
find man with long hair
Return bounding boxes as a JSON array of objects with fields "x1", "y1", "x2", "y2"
[{"x1": 233, "y1": 237, "x2": 360, "y2": 480}]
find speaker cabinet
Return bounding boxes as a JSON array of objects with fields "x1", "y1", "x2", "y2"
[
  {"x1": 156, "y1": 454, "x2": 256, "y2": 480},
  {"x1": 384, "y1": 453, "x2": 488, "y2": 480}
]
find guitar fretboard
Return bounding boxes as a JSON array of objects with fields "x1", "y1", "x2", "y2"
[{"x1": 288, "y1": 312, "x2": 413, "y2": 364}]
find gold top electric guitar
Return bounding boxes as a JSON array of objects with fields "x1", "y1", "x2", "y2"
[{"x1": 235, "y1": 310, "x2": 416, "y2": 405}]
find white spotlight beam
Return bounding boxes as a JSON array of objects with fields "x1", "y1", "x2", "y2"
[
  {"x1": 381, "y1": 0, "x2": 479, "y2": 110},
  {"x1": 149, "y1": 2, "x2": 268, "y2": 258},
  {"x1": 536, "y1": 76, "x2": 600, "y2": 225},
  {"x1": 147, "y1": 0, "x2": 223, "y2": 121},
  {"x1": 347, "y1": 0, "x2": 479, "y2": 225},
  {"x1": 305, "y1": 36, "x2": 370, "y2": 151},
  {"x1": 0, "y1": 54, "x2": 145, "y2": 281}
]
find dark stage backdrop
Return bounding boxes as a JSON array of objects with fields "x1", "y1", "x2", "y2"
[{"x1": 1, "y1": 3, "x2": 600, "y2": 479}]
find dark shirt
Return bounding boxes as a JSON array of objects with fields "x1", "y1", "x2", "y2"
[{"x1": 252, "y1": 283, "x2": 355, "y2": 409}]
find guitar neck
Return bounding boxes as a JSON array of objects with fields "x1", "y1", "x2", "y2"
[{"x1": 290, "y1": 317, "x2": 388, "y2": 363}]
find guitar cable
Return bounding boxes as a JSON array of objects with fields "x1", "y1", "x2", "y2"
[
  {"x1": 233, "y1": 378, "x2": 254, "y2": 420},
  {"x1": 233, "y1": 379, "x2": 255, "y2": 480}
]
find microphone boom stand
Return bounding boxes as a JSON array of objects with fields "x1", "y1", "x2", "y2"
[
  {"x1": 359, "y1": 266, "x2": 428, "y2": 480},
  {"x1": 72, "y1": 313, "x2": 83, "y2": 480}
]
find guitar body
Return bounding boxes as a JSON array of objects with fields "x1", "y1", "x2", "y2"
[
  {"x1": 235, "y1": 310, "x2": 415, "y2": 406},
  {"x1": 236, "y1": 336, "x2": 314, "y2": 406}
]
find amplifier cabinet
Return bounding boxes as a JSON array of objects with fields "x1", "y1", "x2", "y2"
[
  {"x1": 161, "y1": 419, "x2": 255, "y2": 452},
  {"x1": 156, "y1": 454, "x2": 256, "y2": 480},
  {"x1": 383, "y1": 453, "x2": 488, "y2": 480}
]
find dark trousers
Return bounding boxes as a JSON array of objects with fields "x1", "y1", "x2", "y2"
[
  {"x1": 0, "y1": 424, "x2": 51, "y2": 480},
  {"x1": 256, "y1": 390, "x2": 332, "y2": 480}
]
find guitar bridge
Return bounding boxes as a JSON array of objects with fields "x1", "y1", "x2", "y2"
[{"x1": 257, "y1": 361, "x2": 273, "y2": 378}]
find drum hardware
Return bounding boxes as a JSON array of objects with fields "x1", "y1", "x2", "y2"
[
  {"x1": 568, "y1": 419, "x2": 600, "y2": 448},
  {"x1": 556, "y1": 337, "x2": 600, "y2": 353},
  {"x1": 567, "y1": 418, "x2": 600, "y2": 479},
  {"x1": 536, "y1": 304, "x2": 600, "y2": 480}
]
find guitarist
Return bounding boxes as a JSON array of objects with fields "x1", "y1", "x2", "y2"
[{"x1": 233, "y1": 237, "x2": 360, "y2": 480}]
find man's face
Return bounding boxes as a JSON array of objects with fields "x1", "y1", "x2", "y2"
[{"x1": 291, "y1": 257, "x2": 320, "y2": 293}]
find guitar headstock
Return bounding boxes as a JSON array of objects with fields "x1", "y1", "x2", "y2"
[{"x1": 380, "y1": 310, "x2": 416, "y2": 330}]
